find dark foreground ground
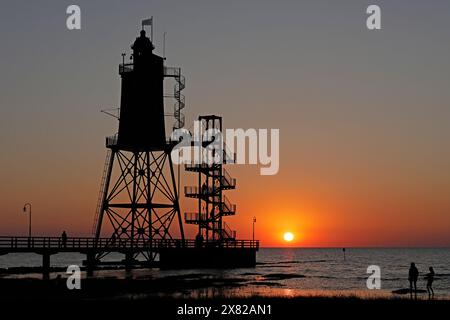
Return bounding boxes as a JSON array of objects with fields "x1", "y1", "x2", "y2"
[
  {"x1": 3, "y1": 295, "x2": 449, "y2": 319},
  {"x1": 0, "y1": 278, "x2": 449, "y2": 319}
]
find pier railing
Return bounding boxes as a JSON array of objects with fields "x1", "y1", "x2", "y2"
[
  {"x1": 106, "y1": 135, "x2": 118, "y2": 147},
  {"x1": 0, "y1": 236, "x2": 259, "y2": 251},
  {"x1": 119, "y1": 63, "x2": 134, "y2": 74}
]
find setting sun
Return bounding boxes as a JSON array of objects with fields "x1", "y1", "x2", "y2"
[{"x1": 283, "y1": 232, "x2": 294, "y2": 242}]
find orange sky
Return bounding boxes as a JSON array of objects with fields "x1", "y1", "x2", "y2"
[
  {"x1": 1, "y1": 149, "x2": 449, "y2": 247},
  {"x1": 1, "y1": 1, "x2": 450, "y2": 247}
]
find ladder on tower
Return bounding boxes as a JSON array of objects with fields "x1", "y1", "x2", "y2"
[
  {"x1": 173, "y1": 72, "x2": 185, "y2": 129},
  {"x1": 221, "y1": 168, "x2": 236, "y2": 189},
  {"x1": 221, "y1": 195, "x2": 236, "y2": 216},
  {"x1": 222, "y1": 222, "x2": 236, "y2": 240},
  {"x1": 164, "y1": 66, "x2": 186, "y2": 129},
  {"x1": 92, "y1": 149, "x2": 112, "y2": 236}
]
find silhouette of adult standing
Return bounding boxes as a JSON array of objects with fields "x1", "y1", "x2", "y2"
[
  {"x1": 61, "y1": 230, "x2": 67, "y2": 248},
  {"x1": 408, "y1": 262, "x2": 419, "y2": 298},
  {"x1": 195, "y1": 233, "x2": 204, "y2": 248}
]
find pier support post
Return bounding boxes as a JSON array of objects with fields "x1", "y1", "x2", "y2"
[
  {"x1": 42, "y1": 253, "x2": 50, "y2": 280},
  {"x1": 125, "y1": 252, "x2": 133, "y2": 271},
  {"x1": 85, "y1": 252, "x2": 96, "y2": 277}
]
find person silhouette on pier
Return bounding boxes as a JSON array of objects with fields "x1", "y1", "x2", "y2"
[
  {"x1": 425, "y1": 266, "x2": 435, "y2": 298},
  {"x1": 61, "y1": 231, "x2": 67, "y2": 248},
  {"x1": 195, "y1": 233, "x2": 204, "y2": 248},
  {"x1": 201, "y1": 183, "x2": 208, "y2": 195},
  {"x1": 408, "y1": 262, "x2": 419, "y2": 299}
]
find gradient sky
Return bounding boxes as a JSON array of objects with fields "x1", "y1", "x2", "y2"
[{"x1": 0, "y1": 0, "x2": 449, "y2": 247}]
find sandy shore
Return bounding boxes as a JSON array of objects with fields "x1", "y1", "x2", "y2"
[
  {"x1": 1, "y1": 269, "x2": 448, "y2": 319},
  {"x1": 0, "y1": 276, "x2": 447, "y2": 320}
]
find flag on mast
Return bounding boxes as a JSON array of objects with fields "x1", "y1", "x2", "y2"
[
  {"x1": 142, "y1": 17, "x2": 153, "y2": 27},
  {"x1": 141, "y1": 17, "x2": 154, "y2": 41}
]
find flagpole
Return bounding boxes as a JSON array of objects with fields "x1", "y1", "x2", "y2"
[
  {"x1": 163, "y1": 32, "x2": 166, "y2": 59},
  {"x1": 151, "y1": 16, "x2": 154, "y2": 42}
]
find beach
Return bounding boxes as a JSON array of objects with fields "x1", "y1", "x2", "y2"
[
  {"x1": 1, "y1": 248, "x2": 449, "y2": 319},
  {"x1": 1, "y1": 248, "x2": 449, "y2": 299},
  {"x1": 0, "y1": 277, "x2": 449, "y2": 319}
]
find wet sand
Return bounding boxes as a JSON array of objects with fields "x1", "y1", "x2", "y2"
[{"x1": 0, "y1": 275, "x2": 448, "y2": 319}]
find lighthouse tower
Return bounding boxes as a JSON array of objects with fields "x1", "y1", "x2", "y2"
[{"x1": 92, "y1": 28, "x2": 185, "y2": 262}]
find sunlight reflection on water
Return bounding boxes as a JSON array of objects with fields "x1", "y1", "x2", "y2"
[{"x1": 1, "y1": 248, "x2": 449, "y2": 299}]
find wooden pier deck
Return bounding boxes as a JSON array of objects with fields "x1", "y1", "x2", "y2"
[{"x1": 0, "y1": 237, "x2": 259, "y2": 276}]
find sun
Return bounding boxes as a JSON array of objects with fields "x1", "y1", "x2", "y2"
[{"x1": 283, "y1": 232, "x2": 294, "y2": 242}]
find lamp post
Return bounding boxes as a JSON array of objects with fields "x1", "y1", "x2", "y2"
[
  {"x1": 252, "y1": 216, "x2": 256, "y2": 243},
  {"x1": 121, "y1": 52, "x2": 126, "y2": 72},
  {"x1": 23, "y1": 203, "x2": 32, "y2": 238}
]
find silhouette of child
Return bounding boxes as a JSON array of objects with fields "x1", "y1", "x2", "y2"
[{"x1": 425, "y1": 266, "x2": 435, "y2": 298}]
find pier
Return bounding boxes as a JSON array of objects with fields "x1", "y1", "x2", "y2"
[
  {"x1": 0, "y1": 26, "x2": 259, "y2": 275},
  {"x1": 0, "y1": 236, "x2": 259, "y2": 277}
]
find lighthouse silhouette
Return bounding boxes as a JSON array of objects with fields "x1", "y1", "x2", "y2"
[
  {"x1": 89, "y1": 24, "x2": 257, "y2": 269},
  {"x1": 118, "y1": 29, "x2": 166, "y2": 150},
  {"x1": 92, "y1": 26, "x2": 185, "y2": 265}
]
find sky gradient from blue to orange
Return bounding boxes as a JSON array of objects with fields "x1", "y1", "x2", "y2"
[{"x1": 0, "y1": 0, "x2": 449, "y2": 247}]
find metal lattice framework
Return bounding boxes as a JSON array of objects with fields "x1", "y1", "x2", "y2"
[
  {"x1": 184, "y1": 115, "x2": 237, "y2": 243},
  {"x1": 91, "y1": 30, "x2": 188, "y2": 264},
  {"x1": 94, "y1": 146, "x2": 184, "y2": 261}
]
